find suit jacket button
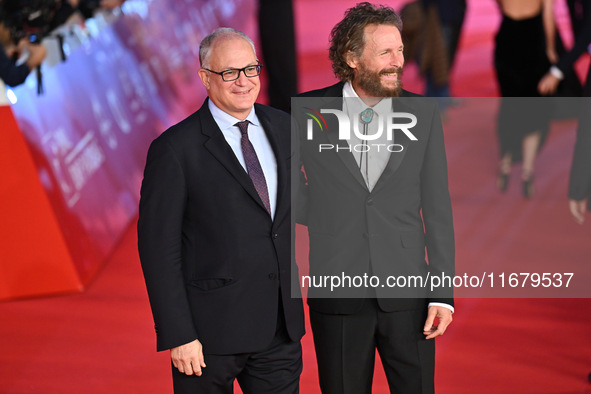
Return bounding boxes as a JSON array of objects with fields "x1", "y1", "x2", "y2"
[
  {"x1": 367, "y1": 198, "x2": 374, "y2": 206},
  {"x1": 273, "y1": 233, "x2": 279, "y2": 239},
  {"x1": 269, "y1": 273, "x2": 277, "y2": 279}
]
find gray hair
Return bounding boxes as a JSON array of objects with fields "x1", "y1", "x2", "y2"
[{"x1": 199, "y1": 27, "x2": 257, "y2": 68}]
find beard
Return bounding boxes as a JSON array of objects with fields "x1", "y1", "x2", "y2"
[{"x1": 355, "y1": 64, "x2": 403, "y2": 97}]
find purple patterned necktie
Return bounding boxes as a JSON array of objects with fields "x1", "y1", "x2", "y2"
[{"x1": 235, "y1": 120, "x2": 271, "y2": 215}]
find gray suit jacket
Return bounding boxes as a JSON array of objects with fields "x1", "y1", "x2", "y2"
[{"x1": 296, "y1": 82, "x2": 455, "y2": 314}]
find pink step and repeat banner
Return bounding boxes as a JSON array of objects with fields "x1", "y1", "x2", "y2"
[{"x1": 6, "y1": 0, "x2": 257, "y2": 292}]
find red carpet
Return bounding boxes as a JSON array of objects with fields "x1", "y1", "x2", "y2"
[{"x1": 1, "y1": 0, "x2": 591, "y2": 393}]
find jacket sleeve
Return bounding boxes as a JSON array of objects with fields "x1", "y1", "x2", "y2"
[
  {"x1": 569, "y1": 112, "x2": 591, "y2": 202},
  {"x1": 420, "y1": 104, "x2": 455, "y2": 306},
  {"x1": 137, "y1": 135, "x2": 198, "y2": 351},
  {"x1": 0, "y1": 45, "x2": 31, "y2": 87},
  {"x1": 557, "y1": 11, "x2": 591, "y2": 73}
]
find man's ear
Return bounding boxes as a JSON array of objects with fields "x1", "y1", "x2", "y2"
[
  {"x1": 345, "y1": 51, "x2": 359, "y2": 70},
  {"x1": 198, "y1": 69, "x2": 210, "y2": 89}
]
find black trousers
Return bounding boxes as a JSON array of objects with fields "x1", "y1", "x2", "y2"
[
  {"x1": 310, "y1": 299, "x2": 435, "y2": 394},
  {"x1": 172, "y1": 302, "x2": 302, "y2": 394}
]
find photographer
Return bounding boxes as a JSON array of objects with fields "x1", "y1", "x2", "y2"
[{"x1": 0, "y1": 13, "x2": 46, "y2": 87}]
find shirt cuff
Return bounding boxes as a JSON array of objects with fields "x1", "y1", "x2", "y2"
[
  {"x1": 550, "y1": 66, "x2": 564, "y2": 80},
  {"x1": 428, "y1": 302, "x2": 454, "y2": 313}
]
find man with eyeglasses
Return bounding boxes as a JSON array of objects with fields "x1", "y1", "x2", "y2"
[{"x1": 138, "y1": 27, "x2": 304, "y2": 393}]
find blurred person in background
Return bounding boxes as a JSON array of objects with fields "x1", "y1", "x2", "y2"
[
  {"x1": 494, "y1": 0, "x2": 556, "y2": 198},
  {"x1": 538, "y1": 0, "x2": 591, "y2": 96},
  {"x1": 401, "y1": 0, "x2": 466, "y2": 106},
  {"x1": 568, "y1": 112, "x2": 591, "y2": 224},
  {"x1": 258, "y1": 0, "x2": 298, "y2": 112},
  {"x1": 49, "y1": 0, "x2": 125, "y2": 29},
  {"x1": 0, "y1": 3, "x2": 46, "y2": 87},
  {"x1": 537, "y1": 2, "x2": 590, "y2": 225},
  {"x1": 78, "y1": 0, "x2": 125, "y2": 18}
]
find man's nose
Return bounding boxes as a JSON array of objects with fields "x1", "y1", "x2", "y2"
[
  {"x1": 235, "y1": 70, "x2": 249, "y2": 85},
  {"x1": 391, "y1": 53, "x2": 404, "y2": 68}
]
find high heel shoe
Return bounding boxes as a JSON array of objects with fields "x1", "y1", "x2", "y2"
[
  {"x1": 498, "y1": 157, "x2": 512, "y2": 192},
  {"x1": 522, "y1": 175, "x2": 534, "y2": 199},
  {"x1": 498, "y1": 171, "x2": 510, "y2": 192}
]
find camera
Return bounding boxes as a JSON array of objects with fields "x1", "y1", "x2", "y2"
[{"x1": 0, "y1": 0, "x2": 59, "y2": 44}]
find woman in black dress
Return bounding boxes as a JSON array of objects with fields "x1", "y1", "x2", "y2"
[{"x1": 494, "y1": 0, "x2": 556, "y2": 198}]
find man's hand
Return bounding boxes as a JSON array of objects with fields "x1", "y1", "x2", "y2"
[
  {"x1": 423, "y1": 305, "x2": 452, "y2": 340},
  {"x1": 569, "y1": 199, "x2": 587, "y2": 225},
  {"x1": 538, "y1": 72, "x2": 560, "y2": 96},
  {"x1": 3, "y1": 40, "x2": 45, "y2": 70},
  {"x1": 24, "y1": 43, "x2": 46, "y2": 70},
  {"x1": 171, "y1": 339, "x2": 206, "y2": 376}
]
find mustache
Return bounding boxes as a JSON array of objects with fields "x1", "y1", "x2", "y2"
[{"x1": 380, "y1": 67, "x2": 403, "y2": 75}]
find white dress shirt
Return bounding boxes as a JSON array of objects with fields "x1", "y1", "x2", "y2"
[
  {"x1": 342, "y1": 82, "x2": 392, "y2": 191},
  {"x1": 341, "y1": 83, "x2": 454, "y2": 314},
  {"x1": 208, "y1": 99, "x2": 278, "y2": 219}
]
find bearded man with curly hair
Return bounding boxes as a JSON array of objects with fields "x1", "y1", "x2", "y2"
[{"x1": 297, "y1": 3, "x2": 455, "y2": 393}]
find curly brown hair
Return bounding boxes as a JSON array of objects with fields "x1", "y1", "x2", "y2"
[{"x1": 329, "y1": 2, "x2": 403, "y2": 82}]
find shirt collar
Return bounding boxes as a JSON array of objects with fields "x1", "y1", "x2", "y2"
[
  {"x1": 342, "y1": 81, "x2": 359, "y2": 100},
  {"x1": 208, "y1": 99, "x2": 260, "y2": 131},
  {"x1": 342, "y1": 81, "x2": 392, "y2": 114}
]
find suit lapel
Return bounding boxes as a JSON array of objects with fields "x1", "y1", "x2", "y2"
[
  {"x1": 321, "y1": 97, "x2": 368, "y2": 190},
  {"x1": 199, "y1": 100, "x2": 270, "y2": 215},
  {"x1": 308, "y1": 84, "x2": 420, "y2": 194},
  {"x1": 255, "y1": 104, "x2": 288, "y2": 223},
  {"x1": 310, "y1": 86, "x2": 368, "y2": 190}
]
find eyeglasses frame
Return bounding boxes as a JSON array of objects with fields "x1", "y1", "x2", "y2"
[{"x1": 202, "y1": 62, "x2": 263, "y2": 82}]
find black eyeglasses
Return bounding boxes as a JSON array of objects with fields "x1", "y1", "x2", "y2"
[{"x1": 203, "y1": 63, "x2": 263, "y2": 82}]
